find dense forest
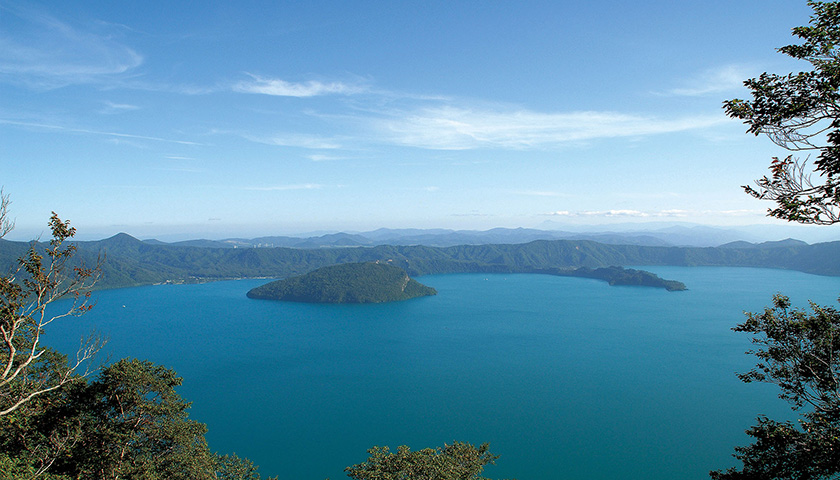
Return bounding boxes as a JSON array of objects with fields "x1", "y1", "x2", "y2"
[
  {"x1": 246, "y1": 262, "x2": 437, "y2": 303},
  {"x1": 1, "y1": 233, "x2": 836, "y2": 291}
]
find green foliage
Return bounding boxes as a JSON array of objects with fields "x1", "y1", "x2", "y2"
[
  {"x1": 715, "y1": 4, "x2": 840, "y2": 476},
  {"x1": 711, "y1": 295, "x2": 840, "y2": 479},
  {"x1": 53, "y1": 359, "x2": 216, "y2": 479},
  {"x1": 0, "y1": 212, "x2": 103, "y2": 417},
  {"x1": 215, "y1": 453, "x2": 277, "y2": 480},
  {"x1": 345, "y1": 442, "x2": 503, "y2": 480},
  {"x1": 0, "y1": 356, "x2": 280, "y2": 480},
  {"x1": 724, "y1": 1, "x2": 840, "y2": 224},
  {"x1": 539, "y1": 266, "x2": 687, "y2": 291},
  {"x1": 247, "y1": 262, "x2": 437, "y2": 303},
  {"x1": 11, "y1": 232, "x2": 840, "y2": 290},
  {"x1": 0, "y1": 208, "x2": 277, "y2": 479}
]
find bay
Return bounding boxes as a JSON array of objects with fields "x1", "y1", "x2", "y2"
[{"x1": 45, "y1": 267, "x2": 840, "y2": 479}]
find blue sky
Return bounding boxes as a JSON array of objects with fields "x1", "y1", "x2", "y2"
[{"x1": 0, "y1": 0, "x2": 827, "y2": 240}]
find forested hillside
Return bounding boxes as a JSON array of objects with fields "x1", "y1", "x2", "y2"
[
  {"x1": 246, "y1": 262, "x2": 437, "y2": 303},
  {"x1": 3, "y1": 233, "x2": 840, "y2": 290}
]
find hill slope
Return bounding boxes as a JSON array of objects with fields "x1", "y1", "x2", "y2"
[
  {"x1": 246, "y1": 262, "x2": 437, "y2": 303},
  {"x1": 4, "y1": 234, "x2": 840, "y2": 291}
]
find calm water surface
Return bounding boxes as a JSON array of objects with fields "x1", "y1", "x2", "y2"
[{"x1": 46, "y1": 267, "x2": 840, "y2": 479}]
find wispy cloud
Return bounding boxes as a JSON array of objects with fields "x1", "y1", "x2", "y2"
[
  {"x1": 124, "y1": 81, "x2": 222, "y2": 95},
  {"x1": 307, "y1": 154, "x2": 349, "y2": 162},
  {"x1": 0, "y1": 4, "x2": 143, "y2": 87},
  {"x1": 0, "y1": 119, "x2": 204, "y2": 146},
  {"x1": 451, "y1": 211, "x2": 493, "y2": 217},
  {"x1": 99, "y1": 101, "x2": 141, "y2": 114},
  {"x1": 158, "y1": 166, "x2": 204, "y2": 173},
  {"x1": 244, "y1": 133, "x2": 343, "y2": 149},
  {"x1": 245, "y1": 184, "x2": 324, "y2": 191},
  {"x1": 663, "y1": 65, "x2": 753, "y2": 97},
  {"x1": 233, "y1": 74, "x2": 365, "y2": 97},
  {"x1": 547, "y1": 209, "x2": 690, "y2": 218},
  {"x1": 547, "y1": 208, "x2": 764, "y2": 218},
  {"x1": 370, "y1": 106, "x2": 727, "y2": 150},
  {"x1": 714, "y1": 209, "x2": 765, "y2": 217},
  {"x1": 513, "y1": 190, "x2": 569, "y2": 197}
]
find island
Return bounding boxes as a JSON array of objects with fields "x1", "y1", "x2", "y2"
[
  {"x1": 544, "y1": 266, "x2": 687, "y2": 291},
  {"x1": 246, "y1": 262, "x2": 438, "y2": 303}
]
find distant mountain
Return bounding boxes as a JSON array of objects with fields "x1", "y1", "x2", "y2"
[
  {"x1": 169, "y1": 239, "x2": 232, "y2": 248},
  {"x1": 134, "y1": 224, "x2": 837, "y2": 250},
  {"x1": 292, "y1": 232, "x2": 370, "y2": 248},
  {"x1": 4, "y1": 233, "x2": 840, "y2": 292},
  {"x1": 537, "y1": 220, "x2": 840, "y2": 246},
  {"x1": 138, "y1": 226, "x2": 743, "y2": 249},
  {"x1": 720, "y1": 238, "x2": 810, "y2": 249},
  {"x1": 718, "y1": 241, "x2": 756, "y2": 249},
  {"x1": 247, "y1": 262, "x2": 437, "y2": 303}
]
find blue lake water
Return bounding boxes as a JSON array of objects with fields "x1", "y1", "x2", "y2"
[{"x1": 46, "y1": 266, "x2": 840, "y2": 480}]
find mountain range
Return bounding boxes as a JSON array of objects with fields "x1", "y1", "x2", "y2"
[
  {"x1": 3, "y1": 230, "x2": 840, "y2": 291},
  {"x1": 142, "y1": 224, "x2": 834, "y2": 249}
]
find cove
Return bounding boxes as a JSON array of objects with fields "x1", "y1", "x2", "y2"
[{"x1": 45, "y1": 266, "x2": 840, "y2": 480}]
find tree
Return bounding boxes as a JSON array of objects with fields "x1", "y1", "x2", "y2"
[
  {"x1": 344, "y1": 442, "x2": 502, "y2": 480},
  {"x1": 215, "y1": 453, "x2": 268, "y2": 480},
  {"x1": 0, "y1": 357, "x2": 280, "y2": 480},
  {"x1": 49, "y1": 359, "x2": 217, "y2": 480},
  {"x1": 714, "y1": 2, "x2": 840, "y2": 478},
  {"x1": 710, "y1": 295, "x2": 840, "y2": 479},
  {"x1": 0, "y1": 202, "x2": 279, "y2": 479},
  {"x1": 0, "y1": 190, "x2": 14, "y2": 239},
  {"x1": 724, "y1": 1, "x2": 840, "y2": 224},
  {"x1": 0, "y1": 205, "x2": 104, "y2": 417}
]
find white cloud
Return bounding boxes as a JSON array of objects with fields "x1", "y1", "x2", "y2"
[
  {"x1": 514, "y1": 190, "x2": 568, "y2": 197},
  {"x1": 307, "y1": 154, "x2": 348, "y2": 162},
  {"x1": 245, "y1": 184, "x2": 323, "y2": 191},
  {"x1": 713, "y1": 209, "x2": 765, "y2": 217},
  {"x1": 544, "y1": 209, "x2": 769, "y2": 219},
  {"x1": 0, "y1": 4, "x2": 143, "y2": 87},
  {"x1": 582, "y1": 209, "x2": 650, "y2": 217},
  {"x1": 246, "y1": 133, "x2": 343, "y2": 149},
  {"x1": 371, "y1": 106, "x2": 727, "y2": 150},
  {"x1": 658, "y1": 209, "x2": 690, "y2": 217},
  {"x1": 548, "y1": 209, "x2": 691, "y2": 218},
  {"x1": 233, "y1": 74, "x2": 364, "y2": 97},
  {"x1": 664, "y1": 65, "x2": 753, "y2": 97},
  {"x1": 159, "y1": 166, "x2": 203, "y2": 173},
  {"x1": 100, "y1": 101, "x2": 140, "y2": 114}
]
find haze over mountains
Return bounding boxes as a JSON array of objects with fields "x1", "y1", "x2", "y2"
[{"x1": 143, "y1": 223, "x2": 839, "y2": 250}]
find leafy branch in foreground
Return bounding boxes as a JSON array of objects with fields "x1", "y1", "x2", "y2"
[
  {"x1": 345, "y1": 442, "x2": 504, "y2": 480},
  {"x1": 0, "y1": 210, "x2": 105, "y2": 416},
  {"x1": 725, "y1": 1, "x2": 840, "y2": 224},
  {"x1": 710, "y1": 294, "x2": 840, "y2": 479},
  {"x1": 743, "y1": 155, "x2": 840, "y2": 225}
]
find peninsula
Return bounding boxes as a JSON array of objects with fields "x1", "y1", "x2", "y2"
[{"x1": 246, "y1": 262, "x2": 437, "y2": 304}]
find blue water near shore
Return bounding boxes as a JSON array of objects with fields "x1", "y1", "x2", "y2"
[{"x1": 46, "y1": 267, "x2": 840, "y2": 480}]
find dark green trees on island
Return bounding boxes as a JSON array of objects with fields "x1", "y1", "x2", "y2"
[{"x1": 247, "y1": 262, "x2": 437, "y2": 303}]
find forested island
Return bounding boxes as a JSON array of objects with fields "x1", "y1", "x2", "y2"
[
  {"x1": 247, "y1": 262, "x2": 437, "y2": 303},
  {"x1": 540, "y1": 266, "x2": 687, "y2": 291}
]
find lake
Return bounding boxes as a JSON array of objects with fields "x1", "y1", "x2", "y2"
[{"x1": 46, "y1": 266, "x2": 840, "y2": 479}]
